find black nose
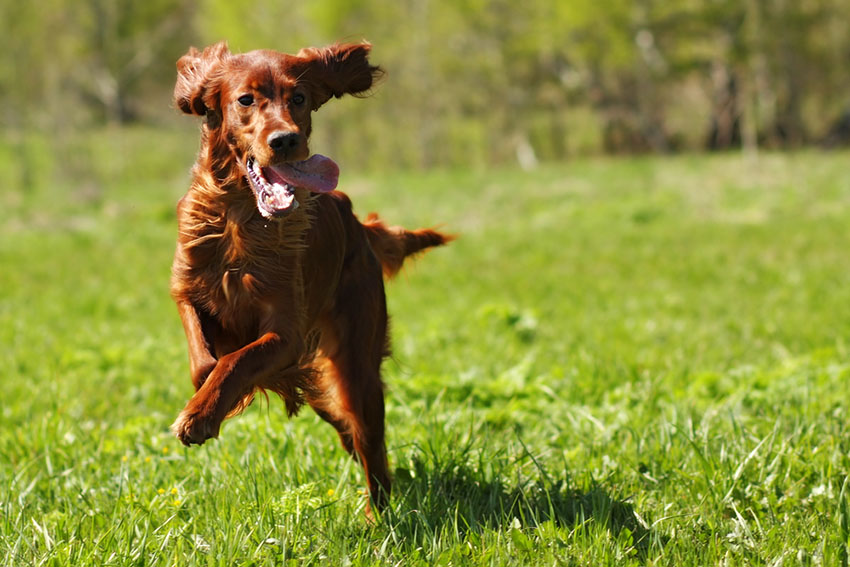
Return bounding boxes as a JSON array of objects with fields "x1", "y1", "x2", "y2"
[{"x1": 267, "y1": 131, "x2": 300, "y2": 153}]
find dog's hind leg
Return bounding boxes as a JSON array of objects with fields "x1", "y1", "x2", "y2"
[
  {"x1": 311, "y1": 349, "x2": 391, "y2": 515},
  {"x1": 308, "y1": 271, "x2": 392, "y2": 514}
]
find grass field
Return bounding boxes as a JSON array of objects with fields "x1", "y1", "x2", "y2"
[{"x1": 1, "y1": 128, "x2": 849, "y2": 565}]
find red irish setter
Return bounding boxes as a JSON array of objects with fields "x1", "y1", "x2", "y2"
[{"x1": 169, "y1": 41, "x2": 449, "y2": 512}]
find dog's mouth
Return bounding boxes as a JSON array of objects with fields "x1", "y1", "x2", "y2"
[{"x1": 245, "y1": 155, "x2": 340, "y2": 219}]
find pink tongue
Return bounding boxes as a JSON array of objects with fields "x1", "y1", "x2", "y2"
[{"x1": 265, "y1": 154, "x2": 339, "y2": 193}]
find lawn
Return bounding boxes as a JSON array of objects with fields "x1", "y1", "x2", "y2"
[{"x1": 1, "y1": 128, "x2": 848, "y2": 565}]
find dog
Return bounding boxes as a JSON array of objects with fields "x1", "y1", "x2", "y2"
[{"x1": 168, "y1": 41, "x2": 450, "y2": 512}]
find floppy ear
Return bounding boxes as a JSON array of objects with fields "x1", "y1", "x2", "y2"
[
  {"x1": 174, "y1": 41, "x2": 231, "y2": 117},
  {"x1": 296, "y1": 42, "x2": 384, "y2": 110}
]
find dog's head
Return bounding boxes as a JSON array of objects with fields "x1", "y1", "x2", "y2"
[{"x1": 174, "y1": 42, "x2": 382, "y2": 218}]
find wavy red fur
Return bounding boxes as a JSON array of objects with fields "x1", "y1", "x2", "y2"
[{"x1": 168, "y1": 41, "x2": 449, "y2": 515}]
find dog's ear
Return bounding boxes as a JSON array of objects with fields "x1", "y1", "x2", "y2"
[
  {"x1": 296, "y1": 42, "x2": 384, "y2": 110},
  {"x1": 174, "y1": 41, "x2": 231, "y2": 118}
]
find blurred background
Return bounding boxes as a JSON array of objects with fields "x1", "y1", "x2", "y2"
[{"x1": 3, "y1": 0, "x2": 850, "y2": 182}]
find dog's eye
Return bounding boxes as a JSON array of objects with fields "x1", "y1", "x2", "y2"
[
  {"x1": 237, "y1": 94, "x2": 254, "y2": 107},
  {"x1": 291, "y1": 93, "x2": 306, "y2": 106}
]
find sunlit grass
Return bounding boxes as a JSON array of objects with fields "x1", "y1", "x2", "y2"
[{"x1": 1, "y1": 131, "x2": 849, "y2": 565}]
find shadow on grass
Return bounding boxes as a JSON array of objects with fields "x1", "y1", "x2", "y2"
[{"x1": 387, "y1": 454, "x2": 662, "y2": 560}]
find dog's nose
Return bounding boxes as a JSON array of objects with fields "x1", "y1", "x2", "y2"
[{"x1": 267, "y1": 131, "x2": 300, "y2": 153}]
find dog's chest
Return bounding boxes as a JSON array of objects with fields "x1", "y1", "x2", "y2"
[{"x1": 182, "y1": 218, "x2": 305, "y2": 326}]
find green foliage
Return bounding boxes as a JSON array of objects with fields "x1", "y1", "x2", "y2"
[
  {"x1": 3, "y1": 1, "x2": 850, "y2": 166},
  {"x1": 1, "y1": 129, "x2": 849, "y2": 564}
]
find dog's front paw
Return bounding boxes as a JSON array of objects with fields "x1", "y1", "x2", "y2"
[{"x1": 170, "y1": 408, "x2": 221, "y2": 446}]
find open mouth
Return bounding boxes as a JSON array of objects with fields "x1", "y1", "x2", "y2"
[
  {"x1": 246, "y1": 158, "x2": 298, "y2": 218},
  {"x1": 245, "y1": 155, "x2": 340, "y2": 219}
]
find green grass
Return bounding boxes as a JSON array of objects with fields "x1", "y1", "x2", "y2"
[{"x1": 1, "y1": 127, "x2": 849, "y2": 565}]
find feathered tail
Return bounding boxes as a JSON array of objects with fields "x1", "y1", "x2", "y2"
[{"x1": 362, "y1": 213, "x2": 453, "y2": 278}]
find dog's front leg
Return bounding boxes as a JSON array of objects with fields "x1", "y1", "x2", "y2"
[
  {"x1": 171, "y1": 332, "x2": 296, "y2": 445},
  {"x1": 176, "y1": 300, "x2": 218, "y2": 390}
]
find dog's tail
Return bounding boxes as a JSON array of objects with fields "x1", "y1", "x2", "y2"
[{"x1": 363, "y1": 213, "x2": 453, "y2": 278}]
